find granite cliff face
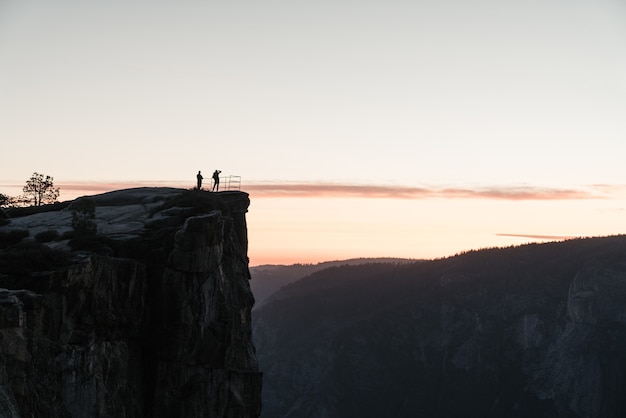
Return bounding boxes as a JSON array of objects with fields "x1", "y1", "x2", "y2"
[
  {"x1": 0, "y1": 188, "x2": 261, "y2": 417},
  {"x1": 254, "y1": 236, "x2": 626, "y2": 418}
]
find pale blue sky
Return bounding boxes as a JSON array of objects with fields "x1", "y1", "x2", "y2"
[{"x1": 2, "y1": 0, "x2": 626, "y2": 264}]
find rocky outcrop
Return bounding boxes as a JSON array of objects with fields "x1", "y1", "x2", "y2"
[
  {"x1": 0, "y1": 189, "x2": 261, "y2": 417},
  {"x1": 529, "y1": 261, "x2": 626, "y2": 417},
  {"x1": 0, "y1": 257, "x2": 147, "y2": 417}
]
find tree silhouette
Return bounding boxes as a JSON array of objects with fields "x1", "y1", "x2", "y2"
[{"x1": 22, "y1": 172, "x2": 60, "y2": 206}]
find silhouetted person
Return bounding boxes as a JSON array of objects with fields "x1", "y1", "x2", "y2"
[
  {"x1": 197, "y1": 171, "x2": 203, "y2": 190},
  {"x1": 212, "y1": 170, "x2": 221, "y2": 191}
]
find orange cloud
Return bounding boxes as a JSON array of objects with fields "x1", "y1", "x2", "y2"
[
  {"x1": 245, "y1": 183, "x2": 600, "y2": 201},
  {"x1": 27, "y1": 180, "x2": 614, "y2": 202}
]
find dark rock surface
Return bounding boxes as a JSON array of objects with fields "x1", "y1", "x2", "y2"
[
  {"x1": 0, "y1": 188, "x2": 261, "y2": 417},
  {"x1": 253, "y1": 235, "x2": 626, "y2": 418}
]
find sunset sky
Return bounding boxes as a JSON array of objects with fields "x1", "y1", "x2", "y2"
[{"x1": 1, "y1": 0, "x2": 626, "y2": 265}]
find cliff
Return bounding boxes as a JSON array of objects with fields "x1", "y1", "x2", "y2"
[
  {"x1": 0, "y1": 188, "x2": 261, "y2": 417},
  {"x1": 253, "y1": 236, "x2": 626, "y2": 417}
]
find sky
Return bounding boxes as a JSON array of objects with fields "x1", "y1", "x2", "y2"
[{"x1": 1, "y1": 0, "x2": 626, "y2": 265}]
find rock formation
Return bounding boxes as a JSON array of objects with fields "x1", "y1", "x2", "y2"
[{"x1": 0, "y1": 188, "x2": 261, "y2": 417}]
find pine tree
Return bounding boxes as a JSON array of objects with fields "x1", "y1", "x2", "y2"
[{"x1": 22, "y1": 172, "x2": 60, "y2": 206}]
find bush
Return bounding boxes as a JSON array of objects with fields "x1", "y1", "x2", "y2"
[
  {"x1": 68, "y1": 234, "x2": 115, "y2": 255},
  {"x1": 60, "y1": 230, "x2": 75, "y2": 240},
  {"x1": 0, "y1": 241, "x2": 71, "y2": 276},
  {"x1": 70, "y1": 198, "x2": 97, "y2": 236},
  {"x1": 35, "y1": 229, "x2": 60, "y2": 243},
  {"x1": 0, "y1": 229, "x2": 30, "y2": 249}
]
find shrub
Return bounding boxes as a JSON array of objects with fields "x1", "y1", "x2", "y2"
[
  {"x1": 0, "y1": 241, "x2": 71, "y2": 276},
  {"x1": 35, "y1": 229, "x2": 60, "y2": 243},
  {"x1": 68, "y1": 234, "x2": 115, "y2": 255},
  {"x1": 60, "y1": 230, "x2": 75, "y2": 240},
  {"x1": 69, "y1": 198, "x2": 97, "y2": 236},
  {"x1": 0, "y1": 229, "x2": 30, "y2": 249}
]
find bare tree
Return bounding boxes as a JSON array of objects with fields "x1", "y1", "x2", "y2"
[{"x1": 22, "y1": 172, "x2": 60, "y2": 206}]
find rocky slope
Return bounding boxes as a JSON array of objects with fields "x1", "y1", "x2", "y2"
[
  {"x1": 0, "y1": 188, "x2": 261, "y2": 417},
  {"x1": 253, "y1": 236, "x2": 626, "y2": 418}
]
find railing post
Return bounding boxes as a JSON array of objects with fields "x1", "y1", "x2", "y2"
[{"x1": 220, "y1": 175, "x2": 241, "y2": 191}]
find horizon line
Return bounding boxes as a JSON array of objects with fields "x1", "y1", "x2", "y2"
[
  {"x1": 496, "y1": 233, "x2": 579, "y2": 240},
  {"x1": 0, "y1": 180, "x2": 615, "y2": 201}
]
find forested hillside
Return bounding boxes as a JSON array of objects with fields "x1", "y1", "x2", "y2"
[
  {"x1": 250, "y1": 258, "x2": 412, "y2": 306},
  {"x1": 253, "y1": 236, "x2": 626, "y2": 418}
]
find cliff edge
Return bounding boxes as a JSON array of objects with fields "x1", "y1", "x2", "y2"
[{"x1": 0, "y1": 188, "x2": 262, "y2": 417}]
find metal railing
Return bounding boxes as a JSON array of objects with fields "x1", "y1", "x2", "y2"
[{"x1": 221, "y1": 175, "x2": 241, "y2": 191}]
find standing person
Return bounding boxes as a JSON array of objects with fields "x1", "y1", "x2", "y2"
[
  {"x1": 212, "y1": 170, "x2": 221, "y2": 191},
  {"x1": 196, "y1": 171, "x2": 203, "y2": 190}
]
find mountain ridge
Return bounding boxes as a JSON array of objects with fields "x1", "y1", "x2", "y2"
[
  {"x1": 250, "y1": 257, "x2": 415, "y2": 307},
  {"x1": 254, "y1": 234, "x2": 626, "y2": 418}
]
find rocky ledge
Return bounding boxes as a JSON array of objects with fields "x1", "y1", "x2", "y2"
[{"x1": 0, "y1": 188, "x2": 262, "y2": 417}]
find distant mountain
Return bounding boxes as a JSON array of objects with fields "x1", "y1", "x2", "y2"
[
  {"x1": 253, "y1": 236, "x2": 626, "y2": 418},
  {"x1": 250, "y1": 258, "x2": 413, "y2": 307}
]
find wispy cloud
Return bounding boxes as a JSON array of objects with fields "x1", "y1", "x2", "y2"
[
  {"x1": 6, "y1": 180, "x2": 614, "y2": 202},
  {"x1": 496, "y1": 233, "x2": 578, "y2": 240},
  {"x1": 245, "y1": 182, "x2": 601, "y2": 200}
]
